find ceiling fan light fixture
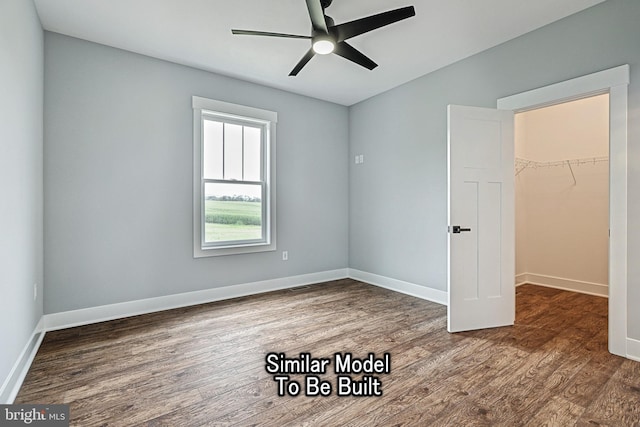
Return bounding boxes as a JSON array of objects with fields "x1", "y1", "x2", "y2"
[{"x1": 312, "y1": 39, "x2": 335, "y2": 55}]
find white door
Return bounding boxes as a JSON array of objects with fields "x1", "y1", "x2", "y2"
[{"x1": 447, "y1": 105, "x2": 515, "y2": 333}]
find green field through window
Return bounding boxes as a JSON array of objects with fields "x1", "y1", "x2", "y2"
[{"x1": 204, "y1": 200, "x2": 262, "y2": 242}]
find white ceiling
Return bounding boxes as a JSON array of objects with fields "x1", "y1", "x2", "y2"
[{"x1": 34, "y1": 0, "x2": 606, "y2": 106}]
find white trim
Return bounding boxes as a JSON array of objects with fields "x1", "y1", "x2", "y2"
[
  {"x1": 8, "y1": 270, "x2": 440, "y2": 399},
  {"x1": 43, "y1": 268, "x2": 449, "y2": 332},
  {"x1": 349, "y1": 269, "x2": 447, "y2": 306},
  {"x1": 192, "y1": 96, "x2": 277, "y2": 258},
  {"x1": 44, "y1": 269, "x2": 348, "y2": 331},
  {"x1": 0, "y1": 318, "x2": 45, "y2": 404},
  {"x1": 11, "y1": 269, "x2": 630, "y2": 400},
  {"x1": 607, "y1": 83, "x2": 628, "y2": 357},
  {"x1": 515, "y1": 273, "x2": 528, "y2": 287},
  {"x1": 192, "y1": 96, "x2": 278, "y2": 123},
  {"x1": 515, "y1": 273, "x2": 608, "y2": 298},
  {"x1": 497, "y1": 65, "x2": 629, "y2": 112},
  {"x1": 498, "y1": 64, "x2": 629, "y2": 358},
  {"x1": 626, "y1": 338, "x2": 640, "y2": 362}
]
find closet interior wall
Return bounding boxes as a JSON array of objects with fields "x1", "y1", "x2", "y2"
[{"x1": 515, "y1": 94, "x2": 609, "y2": 296}]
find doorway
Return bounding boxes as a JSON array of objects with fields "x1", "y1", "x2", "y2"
[
  {"x1": 514, "y1": 94, "x2": 610, "y2": 298},
  {"x1": 497, "y1": 64, "x2": 629, "y2": 357}
]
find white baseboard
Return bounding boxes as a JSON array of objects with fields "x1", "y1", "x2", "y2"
[
  {"x1": 515, "y1": 272, "x2": 608, "y2": 297},
  {"x1": 348, "y1": 269, "x2": 447, "y2": 306},
  {"x1": 44, "y1": 269, "x2": 349, "y2": 331},
  {"x1": 0, "y1": 318, "x2": 45, "y2": 404},
  {"x1": 5, "y1": 268, "x2": 637, "y2": 402},
  {"x1": 515, "y1": 273, "x2": 528, "y2": 287},
  {"x1": 626, "y1": 338, "x2": 640, "y2": 362},
  {"x1": 43, "y1": 268, "x2": 448, "y2": 333}
]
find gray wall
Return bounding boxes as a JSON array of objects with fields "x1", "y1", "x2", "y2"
[
  {"x1": 44, "y1": 33, "x2": 349, "y2": 313},
  {"x1": 349, "y1": 0, "x2": 640, "y2": 336},
  {"x1": 0, "y1": 0, "x2": 44, "y2": 401},
  {"x1": 14, "y1": 0, "x2": 640, "y2": 348}
]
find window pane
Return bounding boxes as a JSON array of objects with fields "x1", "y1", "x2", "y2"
[
  {"x1": 203, "y1": 120, "x2": 223, "y2": 179},
  {"x1": 244, "y1": 126, "x2": 262, "y2": 182},
  {"x1": 204, "y1": 182, "x2": 263, "y2": 244},
  {"x1": 224, "y1": 123, "x2": 243, "y2": 181}
]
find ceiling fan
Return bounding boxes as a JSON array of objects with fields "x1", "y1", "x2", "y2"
[{"x1": 231, "y1": 0, "x2": 416, "y2": 76}]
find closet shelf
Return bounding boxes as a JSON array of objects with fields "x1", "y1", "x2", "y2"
[{"x1": 515, "y1": 156, "x2": 609, "y2": 177}]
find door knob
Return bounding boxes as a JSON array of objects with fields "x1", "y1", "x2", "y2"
[{"x1": 450, "y1": 225, "x2": 471, "y2": 233}]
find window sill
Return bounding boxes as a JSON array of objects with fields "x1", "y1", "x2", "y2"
[{"x1": 194, "y1": 241, "x2": 276, "y2": 258}]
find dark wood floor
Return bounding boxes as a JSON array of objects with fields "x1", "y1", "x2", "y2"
[{"x1": 16, "y1": 279, "x2": 640, "y2": 426}]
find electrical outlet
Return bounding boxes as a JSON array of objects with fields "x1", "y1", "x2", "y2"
[
  {"x1": 282, "y1": 251, "x2": 288, "y2": 261},
  {"x1": 33, "y1": 283, "x2": 37, "y2": 301}
]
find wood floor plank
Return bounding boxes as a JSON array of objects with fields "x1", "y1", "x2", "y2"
[
  {"x1": 15, "y1": 281, "x2": 638, "y2": 426},
  {"x1": 526, "y1": 395, "x2": 585, "y2": 427},
  {"x1": 577, "y1": 378, "x2": 640, "y2": 426},
  {"x1": 563, "y1": 360, "x2": 617, "y2": 408}
]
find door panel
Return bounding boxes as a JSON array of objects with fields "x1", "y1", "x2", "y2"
[{"x1": 447, "y1": 105, "x2": 514, "y2": 333}]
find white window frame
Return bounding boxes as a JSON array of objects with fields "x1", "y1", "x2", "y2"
[{"x1": 193, "y1": 96, "x2": 277, "y2": 257}]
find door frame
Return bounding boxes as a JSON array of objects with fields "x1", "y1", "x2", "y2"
[{"x1": 497, "y1": 64, "x2": 629, "y2": 357}]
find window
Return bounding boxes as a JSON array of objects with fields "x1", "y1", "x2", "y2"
[{"x1": 193, "y1": 96, "x2": 276, "y2": 257}]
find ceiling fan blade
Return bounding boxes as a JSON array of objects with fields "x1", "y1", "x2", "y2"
[
  {"x1": 305, "y1": 0, "x2": 328, "y2": 33},
  {"x1": 232, "y1": 29, "x2": 311, "y2": 39},
  {"x1": 289, "y1": 48, "x2": 316, "y2": 76},
  {"x1": 333, "y1": 41, "x2": 377, "y2": 70},
  {"x1": 332, "y1": 6, "x2": 416, "y2": 42}
]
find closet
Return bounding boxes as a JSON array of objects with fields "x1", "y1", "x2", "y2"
[{"x1": 515, "y1": 93, "x2": 609, "y2": 297}]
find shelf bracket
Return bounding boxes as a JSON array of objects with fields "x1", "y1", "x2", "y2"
[{"x1": 567, "y1": 160, "x2": 576, "y2": 185}]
